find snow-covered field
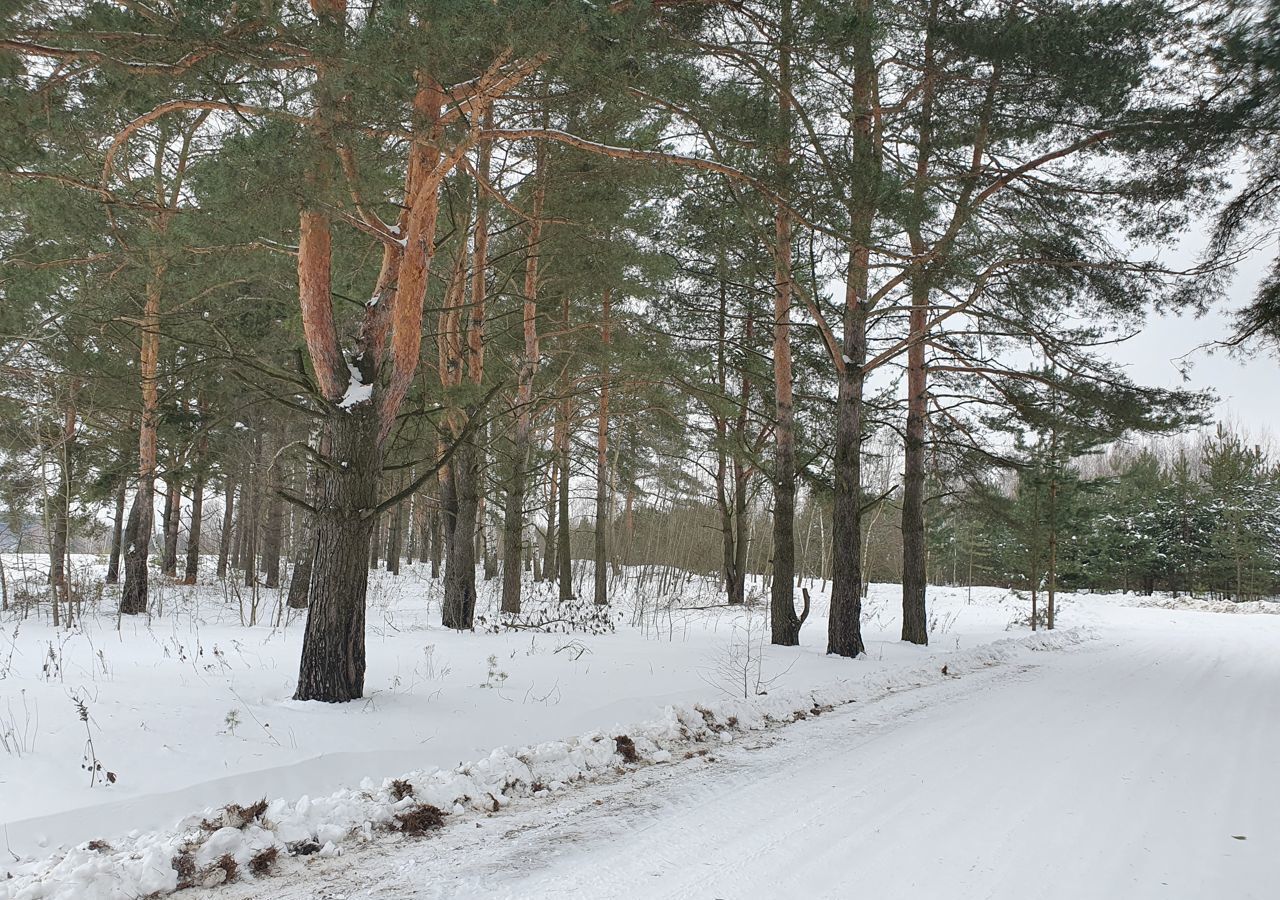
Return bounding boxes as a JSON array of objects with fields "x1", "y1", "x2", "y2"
[{"x1": 1, "y1": 555, "x2": 1276, "y2": 899}]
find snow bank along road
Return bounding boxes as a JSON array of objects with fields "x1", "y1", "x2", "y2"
[{"x1": 202, "y1": 610, "x2": 1279, "y2": 900}]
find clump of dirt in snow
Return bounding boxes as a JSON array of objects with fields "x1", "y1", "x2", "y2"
[
  {"x1": 389, "y1": 778, "x2": 415, "y2": 802},
  {"x1": 248, "y1": 845, "x2": 279, "y2": 876},
  {"x1": 614, "y1": 735, "x2": 639, "y2": 763},
  {"x1": 393, "y1": 803, "x2": 447, "y2": 834}
]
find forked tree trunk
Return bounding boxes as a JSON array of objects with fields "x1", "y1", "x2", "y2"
[{"x1": 294, "y1": 406, "x2": 381, "y2": 702}]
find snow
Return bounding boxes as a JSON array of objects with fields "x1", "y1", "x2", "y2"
[
  {"x1": 1, "y1": 556, "x2": 1276, "y2": 898},
  {"x1": 338, "y1": 362, "x2": 372, "y2": 408}
]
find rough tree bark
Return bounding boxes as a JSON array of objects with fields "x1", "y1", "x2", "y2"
[
  {"x1": 828, "y1": 0, "x2": 877, "y2": 658},
  {"x1": 287, "y1": 431, "x2": 323, "y2": 609},
  {"x1": 441, "y1": 441, "x2": 479, "y2": 629},
  {"x1": 120, "y1": 251, "x2": 165, "y2": 616},
  {"x1": 714, "y1": 265, "x2": 737, "y2": 605},
  {"x1": 899, "y1": 276, "x2": 930, "y2": 645},
  {"x1": 440, "y1": 235, "x2": 478, "y2": 629},
  {"x1": 899, "y1": 0, "x2": 940, "y2": 647},
  {"x1": 106, "y1": 475, "x2": 127, "y2": 585},
  {"x1": 769, "y1": 0, "x2": 802, "y2": 646},
  {"x1": 216, "y1": 477, "x2": 236, "y2": 579},
  {"x1": 49, "y1": 381, "x2": 77, "y2": 620},
  {"x1": 556, "y1": 295, "x2": 574, "y2": 603},
  {"x1": 293, "y1": 406, "x2": 380, "y2": 701},
  {"x1": 594, "y1": 288, "x2": 611, "y2": 606},
  {"x1": 501, "y1": 138, "x2": 545, "y2": 615},
  {"x1": 385, "y1": 486, "x2": 404, "y2": 576},
  {"x1": 242, "y1": 437, "x2": 261, "y2": 587},
  {"x1": 183, "y1": 435, "x2": 207, "y2": 584},
  {"x1": 161, "y1": 473, "x2": 181, "y2": 577},
  {"x1": 263, "y1": 438, "x2": 285, "y2": 589}
]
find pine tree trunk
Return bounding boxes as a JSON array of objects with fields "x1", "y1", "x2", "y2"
[
  {"x1": 243, "y1": 439, "x2": 262, "y2": 587},
  {"x1": 183, "y1": 465, "x2": 205, "y2": 584},
  {"x1": 900, "y1": 272, "x2": 929, "y2": 646},
  {"x1": 162, "y1": 473, "x2": 181, "y2": 578},
  {"x1": 414, "y1": 495, "x2": 428, "y2": 566},
  {"x1": 557, "y1": 399, "x2": 573, "y2": 602},
  {"x1": 501, "y1": 146, "x2": 545, "y2": 614},
  {"x1": 714, "y1": 271, "x2": 737, "y2": 604},
  {"x1": 106, "y1": 476, "x2": 127, "y2": 585},
  {"x1": 406, "y1": 477, "x2": 420, "y2": 564},
  {"x1": 494, "y1": 442, "x2": 524, "y2": 604},
  {"x1": 263, "y1": 450, "x2": 285, "y2": 589},
  {"x1": 294, "y1": 407, "x2": 381, "y2": 702},
  {"x1": 899, "y1": 0, "x2": 938, "y2": 647},
  {"x1": 594, "y1": 290, "x2": 612, "y2": 606},
  {"x1": 623, "y1": 488, "x2": 635, "y2": 570},
  {"x1": 386, "y1": 474, "x2": 404, "y2": 576},
  {"x1": 828, "y1": 0, "x2": 878, "y2": 658},
  {"x1": 769, "y1": 0, "x2": 801, "y2": 646},
  {"x1": 828, "y1": 275, "x2": 867, "y2": 656},
  {"x1": 732, "y1": 459, "x2": 749, "y2": 605},
  {"x1": 729, "y1": 311, "x2": 753, "y2": 607},
  {"x1": 286, "y1": 443, "x2": 317, "y2": 609},
  {"x1": 1047, "y1": 473, "x2": 1058, "y2": 630},
  {"x1": 545, "y1": 455, "x2": 558, "y2": 586},
  {"x1": 216, "y1": 477, "x2": 236, "y2": 579},
  {"x1": 288, "y1": 538, "x2": 315, "y2": 609},
  {"x1": 442, "y1": 441, "x2": 478, "y2": 628},
  {"x1": 120, "y1": 293, "x2": 161, "y2": 613},
  {"x1": 119, "y1": 479, "x2": 153, "y2": 615},
  {"x1": 430, "y1": 493, "x2": 442, "y2": 579}
]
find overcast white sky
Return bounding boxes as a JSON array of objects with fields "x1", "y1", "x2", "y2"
[{"x1": 1109, "y1": 233, "x2": 1278, "y2": 437}]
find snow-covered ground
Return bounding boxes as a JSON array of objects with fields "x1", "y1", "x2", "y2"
[{"x1": 1, "y1": 554, "x2": 1276, "y2": 898}]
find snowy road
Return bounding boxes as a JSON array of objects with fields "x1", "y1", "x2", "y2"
[{"x1": 207, "y1": 612, "x2": 1280, "y2": 900}]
